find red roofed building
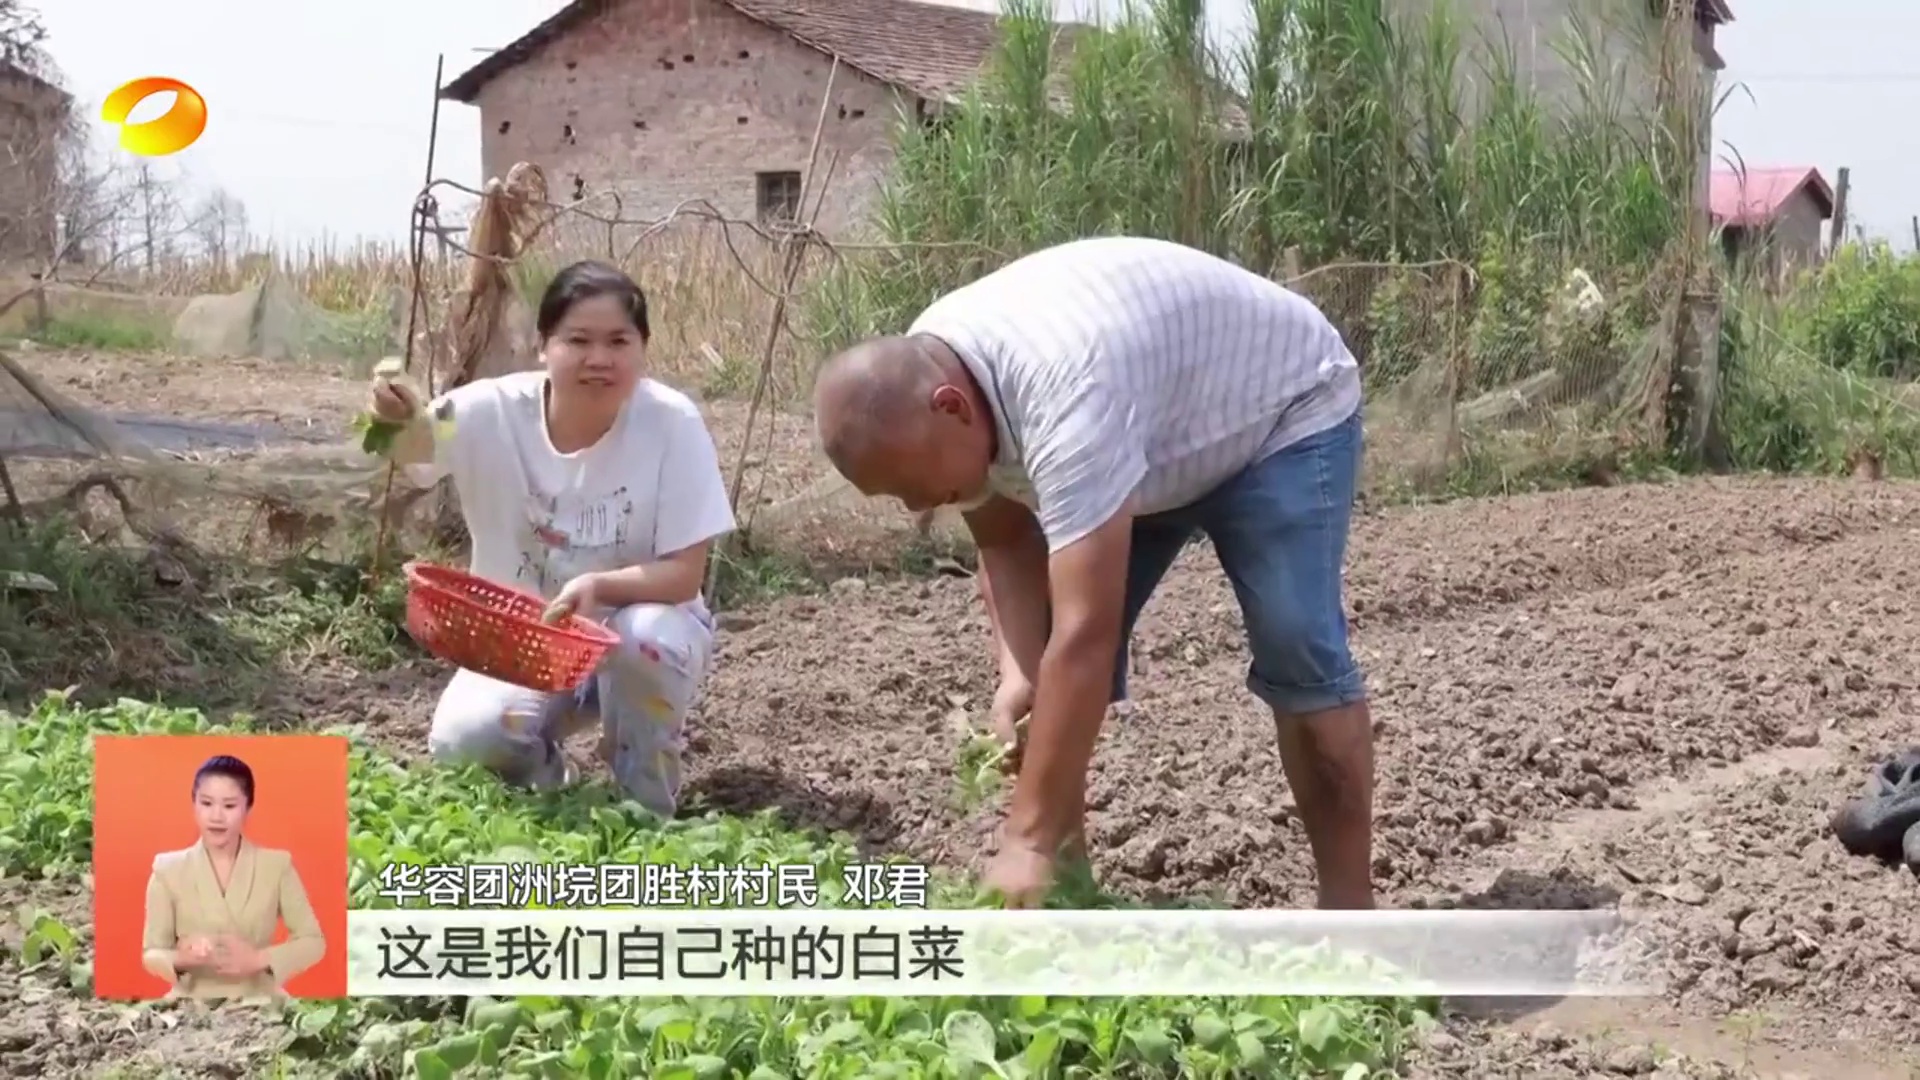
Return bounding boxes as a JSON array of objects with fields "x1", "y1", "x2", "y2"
[{"x1": 1709, "y1": 166, "x2": 1835, "y2": 276}]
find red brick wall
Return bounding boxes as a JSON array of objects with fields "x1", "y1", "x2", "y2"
[{"x1": 469, "y1": 0, "x2": 915, "y2": 238}]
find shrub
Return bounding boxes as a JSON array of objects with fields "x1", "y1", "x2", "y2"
[{"x1": 1791, "y1": 242, "x2": 1920, "y2": 380}]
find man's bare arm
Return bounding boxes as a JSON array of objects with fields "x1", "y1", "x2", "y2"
[
  {"x1": 1004, "y1": 504, "x2": 1134, "y2": 852},
  {"x1": 962, "y1": 496, "x2": 1051, "y2": 688}
]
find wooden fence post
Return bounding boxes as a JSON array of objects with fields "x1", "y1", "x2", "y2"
[
  {"x1": 1670, "y1": 283, "x2": 1727, "y2": 469},
  {"x1": 1443, "y1": 263, "x2": 1472, "y2": 477},
  {"x1": 28, "y1": 276, "x2": 48, "y2": 334}
]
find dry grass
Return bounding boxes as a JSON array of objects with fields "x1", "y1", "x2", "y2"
[{"x1": 42, "y1": 219, "x2": 830, "y2": 403}]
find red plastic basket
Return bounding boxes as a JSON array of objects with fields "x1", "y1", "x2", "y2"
[{"x1": 402, "y1": 561, "x2": 619, "y2": 693}]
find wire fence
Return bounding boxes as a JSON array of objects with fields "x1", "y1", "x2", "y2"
[{"x1": 3, "y1": 174, "x2": 1719, "y2": 583}]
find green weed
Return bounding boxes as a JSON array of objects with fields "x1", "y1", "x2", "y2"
[
  {"x1": 26, "y1": 314, "x2": 169, "y2": 352},
  {"x1": 1718, "y1": 255, "x2": 1920, "y2": 477},
  {"x1": 0, "y1": 518, "x2": 418, "y2": 708},
  {"x1": 951, "y1": 715, "x2": 1023, "y2": 812},
  {"x1": 708, "y1": 546, "x2": 819, "y2": 608}
]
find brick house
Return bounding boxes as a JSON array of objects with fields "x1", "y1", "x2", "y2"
[
  {"x1": 440, "y1": 0, "x2": 1081, "y2": 235},
  {"x1": 1709, "y1": 166, "x2": 1835, "y2": 277},
  {"x1": 0, "y1": 61, "x2": 72, "y2": 265}
]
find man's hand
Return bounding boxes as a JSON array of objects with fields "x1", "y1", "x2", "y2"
[
  {"x1": 984, "y1": 832, "x2": 1056, "y2": 908},
  {"x1": 543, "y1": 573, "x2": 605, "y2": 624},
  {"x1": 988, "y1": 677, "x2": 1034, "y2": 773}
]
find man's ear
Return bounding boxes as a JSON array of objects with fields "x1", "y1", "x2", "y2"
[{"x1": 930, "y1": 384, "x2": 972, "y2": 420}]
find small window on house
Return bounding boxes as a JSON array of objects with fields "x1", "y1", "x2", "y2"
[
  {"x1": 756, "y1": 170, "x2": 803, "y2": 225},
  {"x1": 921, "y1": 107, "x2": 956, "y2": 137}
]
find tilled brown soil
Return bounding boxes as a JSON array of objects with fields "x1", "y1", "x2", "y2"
[
  {"x1": 684, "y1": 475, "x2": 1920, "y2": 1076},
  {"x1": 0, "y1": 880, "x2": 287, "y2": 1077},
  {"x1": 12, "y1": 354, "x2": 1920, "y2": 1079},
  {"x1": 16, "y1": 344, "x2": 368, "y2": 435}
]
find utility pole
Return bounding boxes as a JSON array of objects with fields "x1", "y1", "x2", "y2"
[
  {"x1": 138, "y1": 162, "x2": 157, "y2": 273},
  {"x1": 1827, "y1": 167, "x2": 1850, "y2": 255}
]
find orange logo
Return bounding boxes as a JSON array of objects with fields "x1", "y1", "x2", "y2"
[{"x1": 100, "y1": 76, "x2": 208, "y2": 156}]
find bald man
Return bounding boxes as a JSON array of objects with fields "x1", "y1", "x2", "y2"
[{"x1": 814, "y1": 236, "x2": 1372, "y2": 909}]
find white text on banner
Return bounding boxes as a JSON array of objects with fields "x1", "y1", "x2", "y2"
[{"x1": 346, "y1": 908, "x2": 1665, "y2": 998}]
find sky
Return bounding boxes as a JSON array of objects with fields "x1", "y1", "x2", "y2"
[{"x1": 37, "y1": 0, "x2": 1920, "y2": 251}]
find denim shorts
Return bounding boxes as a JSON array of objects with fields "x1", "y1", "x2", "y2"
[{"x1": 1112, "y1": 406, "x2": 1366, "y2": 715}]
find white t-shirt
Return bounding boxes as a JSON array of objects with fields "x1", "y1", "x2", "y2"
[
  {"x1": 408, "y1": 371, "x2": 736, "y2": 617},
  {"x1": 908, "y1": 236, "x2": 1362, "y2": 553}
]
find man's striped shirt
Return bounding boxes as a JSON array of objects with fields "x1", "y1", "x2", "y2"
[{"x1": 908, "y1": 235, "x2": 1362, "y2": 551}]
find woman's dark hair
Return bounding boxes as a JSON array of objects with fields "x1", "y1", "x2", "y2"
[
  {"x1": 192, "y1": 755, "x2": 256, "y2": 806},
  {"x1": 537, "y1": 259, "x2": 650, "y2": 343}
]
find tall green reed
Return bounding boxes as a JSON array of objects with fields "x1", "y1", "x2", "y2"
[{"x1": 806, "y1": 0, "x2": 1714, "y2": 348}]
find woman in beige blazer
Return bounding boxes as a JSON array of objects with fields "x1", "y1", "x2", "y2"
[{"x1": 140, "y1": 755, "x2": 327, "y2": 999}]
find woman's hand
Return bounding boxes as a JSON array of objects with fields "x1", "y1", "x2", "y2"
[
  {"x1": 543, "y1": 573, "x2": 605, "y2": 624},
  {"x1": 175, "y1": 936, "x2": 217, "y2": 971},
  {"x1": 211, "y1": 935, "x2": 268, "y2": 979},
  {"x1": 369, "y1": 365, "x2": 421, "y2": 424}
]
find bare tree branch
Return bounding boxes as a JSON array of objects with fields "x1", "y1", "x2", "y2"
[
  {"x1": 1, "y1": 1, "x2": 202, "y2": 306},
  {"x1": 0, "y1": 0, "x2": 51, "y2": 77},
  {"x1": 0, "y1": 118, "x2": 185, "y2": 319},
  {"x1": 189, "y1": 187, "x2": 248, "y2": 274}
]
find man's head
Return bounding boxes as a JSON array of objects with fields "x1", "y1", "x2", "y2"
[{"x1": 813, "y1": 335, "x2": 996, "y2": 514}]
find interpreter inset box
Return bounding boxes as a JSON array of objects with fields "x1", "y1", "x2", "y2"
[{"x1": 92, "y1": 734, "x2": 349, "y2": 1000}]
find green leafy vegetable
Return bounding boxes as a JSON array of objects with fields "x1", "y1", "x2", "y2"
[{"x1": 353, "y1": 411, "x2": 405, "y2": 456}]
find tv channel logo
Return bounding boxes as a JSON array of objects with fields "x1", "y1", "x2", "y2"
[{"x1": 101, "y1": 77, "x2": 208, "y2": 157}]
